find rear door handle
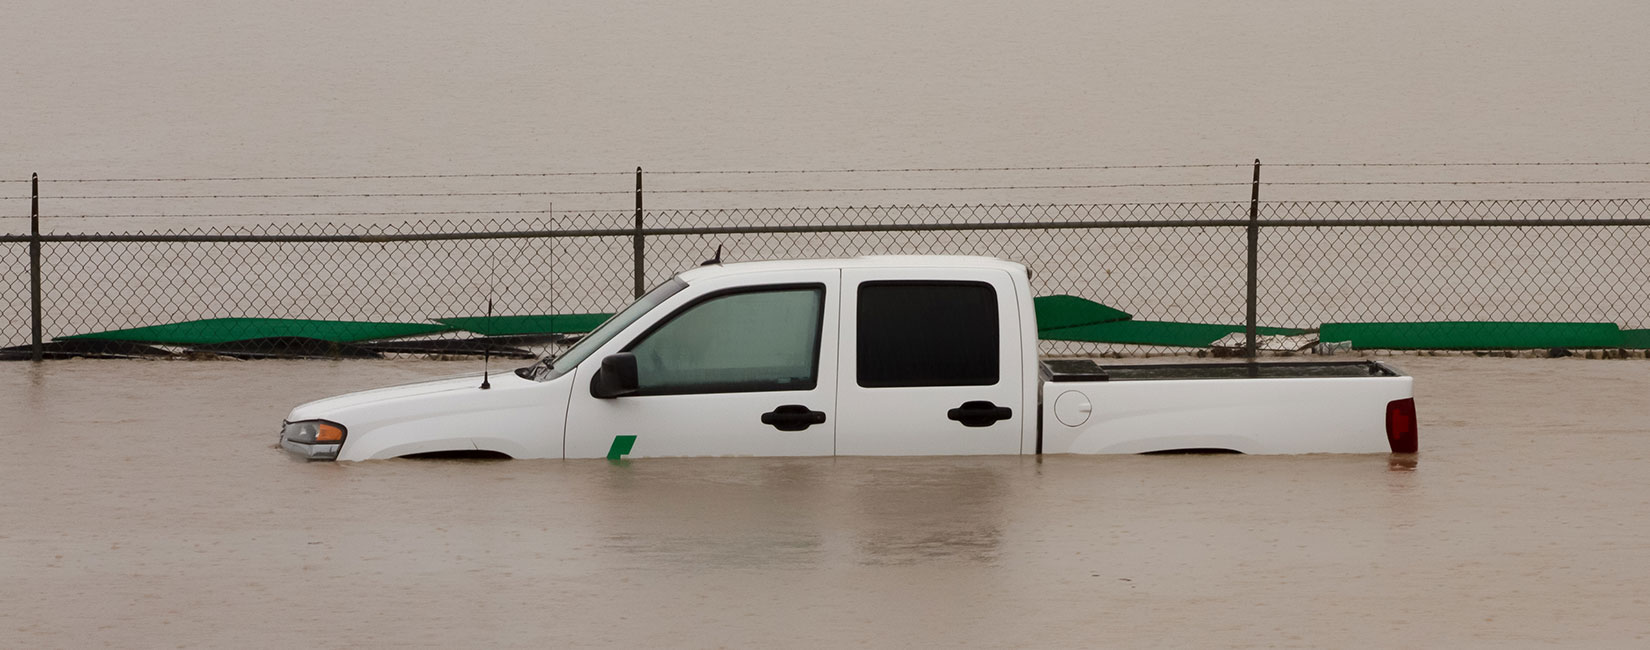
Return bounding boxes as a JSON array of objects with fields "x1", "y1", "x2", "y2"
[
  {"x1": 761, "y1": 404, "x2": 828, "y2": 431},
  {"x1": 947, "y1": 400, "x2": 1013, "y2": 427}
]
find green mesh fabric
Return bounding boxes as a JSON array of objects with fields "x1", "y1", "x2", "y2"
[
  {"x1": 435, "y1": 313, "x2": 613, "y2": 336},
  {"x1": 58, "y1": 318, "x2": 452, "y2": 345},
  {"x1": 1032, "y1": 295, "x2": 1133, "y2": 332},
  {"x1": 1039, "y1": 320, "x2": 1306, "y2": 347},
  {"x1": 1318, "y1": 322, "x2": 1623, "y2": 350}
]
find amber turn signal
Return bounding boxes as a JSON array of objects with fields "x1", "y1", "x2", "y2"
[{"x1": 315, "y1": 422, "x2": 346, "y2": 443}]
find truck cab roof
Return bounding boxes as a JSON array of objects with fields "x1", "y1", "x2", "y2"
[{"x1": 676, "y1": 255, "x2": 1027, "y2": 284}]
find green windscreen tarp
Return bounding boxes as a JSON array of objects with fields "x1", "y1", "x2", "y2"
[
  {"x1": 1318, "y1": 321, "x2": 1623, "y2": 350},
  {"x1": 1033, "y1": 295, "x2": 1132, "y2": 332},
  {"x1": 436, "y1": 313, "x2": 613, "y2": 337},
  {"x1": 1622, "y1": 329, "x2": 1650, "y2": 349},
  {"x1": 58, "y1": 318, "x2": 452, "y2": 345},
  {"x1": 1040, "y1": 320, "x2": 1307, "y2": 348}
]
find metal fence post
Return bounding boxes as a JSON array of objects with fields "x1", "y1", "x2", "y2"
[
  {"x1": 633, "y1": 166, "x2": 644, "y2": 298},
  {"x1": 30, "y1": 172, "x2": 43, "y2": 362},
  {"x1": 1245, "y1": 159, "x2": 1260, "y2": 361}
]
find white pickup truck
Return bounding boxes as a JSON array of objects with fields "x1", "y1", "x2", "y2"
[{"x1": 279, "y1": 256, "x2": 1418, "y2": 461}]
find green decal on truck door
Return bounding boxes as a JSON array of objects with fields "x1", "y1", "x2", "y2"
[{"x1": 607, "y1": 435, "x2": 637, "y2": 460}]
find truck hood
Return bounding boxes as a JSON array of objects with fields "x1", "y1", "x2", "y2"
[
  {"x1": 284, "y1": 370, "x2": 573, "y2": 461},
  {"x1": 287, "y1": 373, "x2": 488, "y2": 421}
]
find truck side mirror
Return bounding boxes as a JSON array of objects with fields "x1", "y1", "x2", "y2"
[{"x1": 590, "y1": 352, "x2": 640, "y2": 399}]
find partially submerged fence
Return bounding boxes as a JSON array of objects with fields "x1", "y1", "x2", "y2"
[{"x1": 4, "y1": 193, "x2": 1649, "y2": 359}]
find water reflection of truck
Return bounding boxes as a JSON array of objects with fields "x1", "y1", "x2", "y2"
[{"x1": 279, "y1": 256, "x2": 1418, "y2": 461}]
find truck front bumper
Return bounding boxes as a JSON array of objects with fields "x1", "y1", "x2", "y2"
[{"x1": 280, "y1": 437, "x2": 342, "y2": 460}]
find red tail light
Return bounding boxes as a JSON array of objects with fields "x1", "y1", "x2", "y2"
[{"x1": 1386, "y1": 398, "x2": 1418, "y2": 454}]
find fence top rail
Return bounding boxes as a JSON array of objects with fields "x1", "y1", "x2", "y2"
[{"x1": 5, "y1": 216, "x2": 1650, "y2": 244}]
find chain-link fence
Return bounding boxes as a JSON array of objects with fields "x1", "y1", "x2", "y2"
[
  {"x1": 1259, "y1": 200, "x2": 1650, "y2": 329},
  {"x1": 3, "y1": 199, "x2": 1649, "y2": 359}
]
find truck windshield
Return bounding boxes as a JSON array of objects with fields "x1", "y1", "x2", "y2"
[{"x1": 519, "y1": 277, "x2": 687, "y2": 381}]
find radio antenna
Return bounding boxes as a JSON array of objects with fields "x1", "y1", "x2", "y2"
[
  {"x1": 480, "y1": 237, "x2": 497, "y2": 390},
  {"x1": 547, "y1": 214, "x2": 559, "y2": 360},
  {"x1": 480, "y1": 297, "x2": 493, "y2": 390}
]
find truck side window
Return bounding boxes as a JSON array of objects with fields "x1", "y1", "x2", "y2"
[
  {"x1": 857, "y1": 282, "x2": 998, "y2": 388},
  {"x1": 626, "y1": 285, "x2": 824, "y2": 395}
]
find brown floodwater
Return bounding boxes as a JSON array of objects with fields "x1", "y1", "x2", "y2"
[{"x1": 3, "y1": 356, "x2": 1649, "y2": 647}]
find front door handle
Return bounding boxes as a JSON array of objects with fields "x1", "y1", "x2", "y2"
[
  {"x1": 761, "y1": 404, "x2": 827, "y2": 431},
  {"x1": 947, "y1": 400, "x2": 1013, "y2": 427}
]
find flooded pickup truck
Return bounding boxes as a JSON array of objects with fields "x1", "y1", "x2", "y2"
[{"x1": 280, "y1": 256, "x2": 1417, "y2": 461}]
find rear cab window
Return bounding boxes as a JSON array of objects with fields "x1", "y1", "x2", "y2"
[{"x1": 856, "y1": 281, "x2": 999, "y2": 388}]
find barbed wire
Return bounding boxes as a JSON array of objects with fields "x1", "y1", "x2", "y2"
[
  {"x1": 655, "y1": 182, "x2": 1257, "y2": 194},
  {"x1": 0, "y1": 209, "x2": 554, "y2": 219},
  {"x1": 653, "y1": 161, "x2": 1650, "y2": 173},
  {"x1": 647, "y1": 163, "x2": 1251, "y2": 174},
  {"x1": 8, "y1": 178, "x2": 1650, "y2": 201},
  {"x1": 1269, "y1": 161, "x2": 1650, "y2": 168},
  {"x1": 1269, "y1": 180, "x2": 1650, "y2": 186},
  {"x1": 2, "y1": 171, "x2": 631, "y2": 183},
  {"x1": 7, "y1": 198, "x2": 1648, "y2": 221},
  {"x1": 5, "y1": 161, "x2": 1649, "y2": 183},
  {"x1": 619, "y1": 179, "x2": 1650, "y2": 195},
  {"x1": 0, "y1": 164, "x2": 1244, "y2": 183},
  {"x1": 7, "y1": 183, "x2": 1238, "y2": 200},
  {"x1": 656, "y1": 180, "x2": 1650, "y2": 194},
  {"x1": 7, "y1": 190, "x2": 619, "y2": 200}
]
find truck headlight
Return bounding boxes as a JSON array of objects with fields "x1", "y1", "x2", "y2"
[
  {"x1": 280, "y1": 420, "x2": 347, "y2": 460},
  {"x1": 283, "y1": 420, "x2": 346, "y2": 444}
]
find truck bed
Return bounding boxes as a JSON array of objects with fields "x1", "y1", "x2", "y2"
[
  {"x1": 1040, "y1": 359, "x2": 1401, "y2": 382},
  {"x1": 1038, "y1": 358, "x2": 1413, "y2": 455}
]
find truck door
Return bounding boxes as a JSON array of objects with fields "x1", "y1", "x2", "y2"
[
  {"x1": 835, "y1": 268, "x2": 1024, "y2": 456},
  {"x1": 563, "y1": 269, "x2": 840, "y2": 459}
]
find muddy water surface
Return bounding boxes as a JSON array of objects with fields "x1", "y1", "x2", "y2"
[{"x1": 3, "y1": 357, "x2": 1649, "y2": 647}]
